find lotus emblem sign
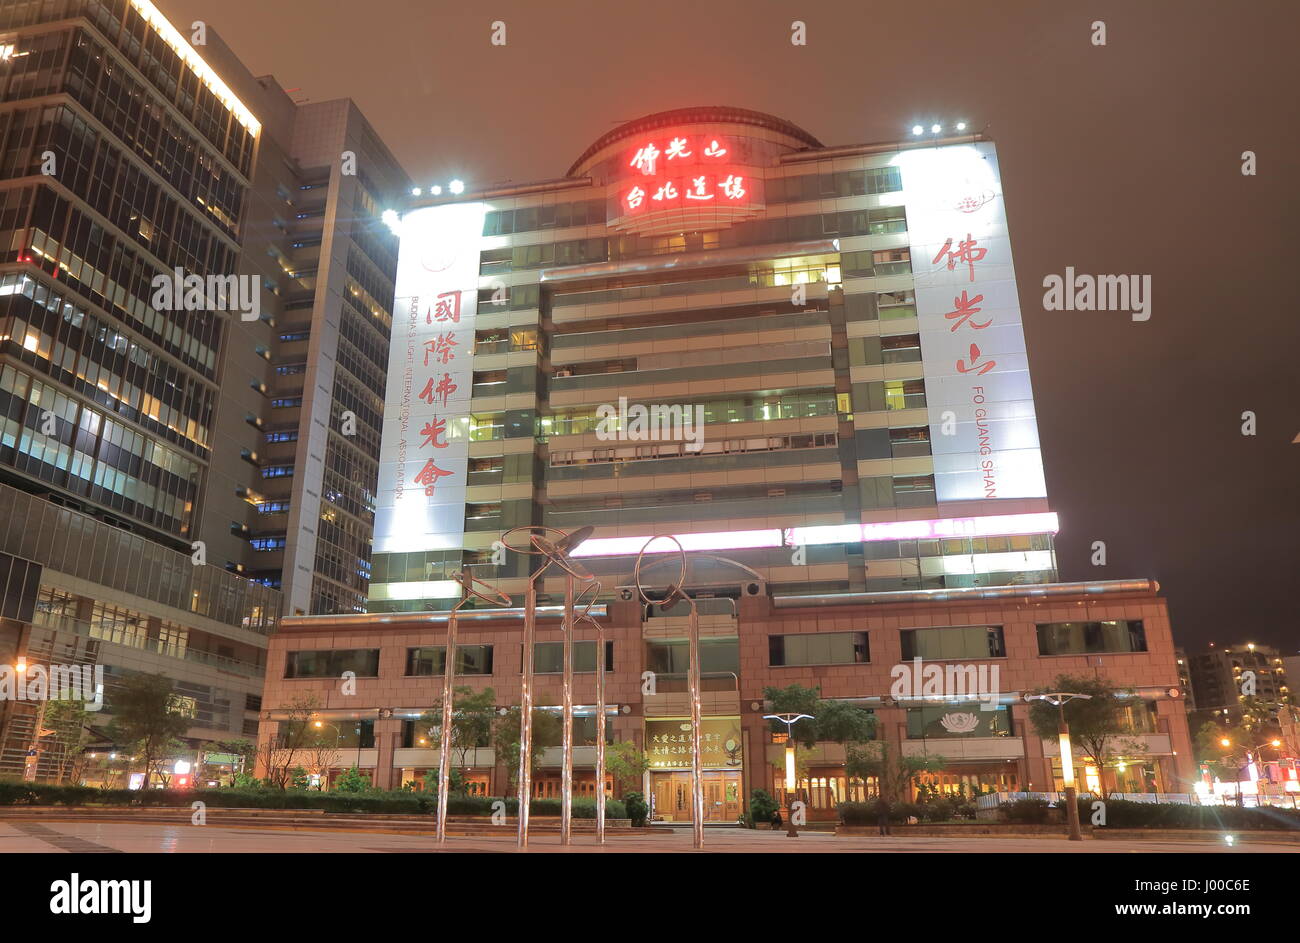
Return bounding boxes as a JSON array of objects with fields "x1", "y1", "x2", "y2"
[{"x1": 939, "y1": 711, "x2": 980, "y2": 734}]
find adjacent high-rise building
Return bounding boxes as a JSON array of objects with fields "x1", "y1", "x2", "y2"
[{"x1": 0, "y1": 0, "x2": 405, "y2": 782}]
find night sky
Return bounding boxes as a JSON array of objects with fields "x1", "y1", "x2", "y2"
[{"x1": 158, "y1": 0, "x2": 1298, "y2": 652}]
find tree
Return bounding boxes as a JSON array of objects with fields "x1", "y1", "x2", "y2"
[
  {"x1": 44, "y1": 698, "x2": 93, "y2": 784},
  {"x1": 604, "y1": 740, "x2": 650, "y2": 793},
  {"x1": 492, "y1": 706, "x2": 562, "y2": 797},
  {"x1": 105, "y1": 673, "x2": 192, "y2": 787},
  {"x1": 261, "y1": 695, "x2": 321, "y2": 789},
  {"x1": 845, "y1": 740, "x2": 945, "y2": 803},
  {"x1": 1026, "y1": 675, "x2": 1143, "y2": 797},
  {"x1": 302, "y1": 731, "x2": 342, "y2": 789},
  {"x1": 762, "y1": 684, "x2": 876, "y2": 747},
  {"x1": 418, "y1": 686, "x2": 497, "y2": 770}
]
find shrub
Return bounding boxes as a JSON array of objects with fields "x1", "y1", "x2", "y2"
[
  {"x1": 1000, "y1": 798, "x2": 1052, "y2": 824},
  {"x1": 623, "y1": 791, "x2": 648, "y2": 827},
  {"x1": 748, "y1": 789, "x2": 779, "y2": 828}
]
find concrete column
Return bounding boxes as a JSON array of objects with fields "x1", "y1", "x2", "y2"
[
  {"x1": 1156, "y1": 698, "x2": 1197, "y2": 790},
  {"x1": 373, "y1": 717, "x2": 401, "y2": 789}
]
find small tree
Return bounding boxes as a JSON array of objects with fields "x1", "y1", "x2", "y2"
[
  {"x1": 106, "y1": 673, "x2": 192, "y2": 787},
  {"x1": 303, "y1": 731, "x2": 342, "y2": 789},
  {"x1": 418, "y1": 686, "x2": 496, "y2": 770},
  {"x1": 44, "y1": 698, "x2": 93, "y2": 784},
  {"x1": 762, "y1": 684, "x2": 876, "y2": 747},
  {"x1": 1026, "y1": 675, "x2": 1143, "y2": 797},
  {"x1": 333, "y1": 766, "x2": 372, "y2": 793},
  {"x1": 263, "y1": 695, "x2": 321, "y2": 789},
  {"x1": 845, "y1": 740, "x2": 945, "y2": 803},
  {"x1": 492, "y1": 706, "x2": 562, "y2": 797},
  {"x1": 604, "y1": 740, "x2": 650, "y2": 793}
]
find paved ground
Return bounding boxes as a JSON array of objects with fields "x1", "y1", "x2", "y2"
[{"x1": 0, "y1": 820, "x2": 1293, "y2": 853}]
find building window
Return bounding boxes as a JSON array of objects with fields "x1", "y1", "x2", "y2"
[
  {"x1": 906, "y1": 703, "x2": 1013, "y2": 739},
  {"x1": 533, "y1": 640, "x2": 615, "y2": 673},
  {"x1": 900, "y1": 626, "x2": 1006, "y2": 661},
  {"x1": 645, "y1": 638, "x2": 738, "y2": 675},
  {"x1": 1036, "y1": 621, "x2": 1148, "y2": 656},
  {"x1": 405, "y1": 645, "x2": 494, "y2": 676},
  {"x1": 769, "y1": 632, "x2": 869, "y2": 667},
  {"x1": 284, "y1": 648, "x2": 380, "y2": 679}
]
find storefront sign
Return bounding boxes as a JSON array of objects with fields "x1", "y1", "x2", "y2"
[{"x1": 645, "y1": 717, "x2": 743, "y2": 770}]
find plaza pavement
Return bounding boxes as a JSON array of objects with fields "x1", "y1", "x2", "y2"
[{"x1": 0, "y1": 820, "x2": 1293, "y2": 853}]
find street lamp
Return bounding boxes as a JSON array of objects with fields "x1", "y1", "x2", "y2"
[
  {"x1": 763, "y1": 712, "x2": 814, "y2": 837},
  {"x1": 1024, "y1": 692, "x2": 1093, "y2": 841}
]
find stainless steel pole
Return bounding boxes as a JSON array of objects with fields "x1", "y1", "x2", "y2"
[
  {"x1": 435, "y1": 607, "x2": 458, "y2": 844},
  {"x1": 560, "y1": 571, "x2": 575, "y2": 845},
  {"x1": 687, "y1": 598, "x2": 704, "y2": 849},
  {"x1": 517, "y1": 576, "x2": 537, "y2": 848},
  {"x1": 595, "y1": 619, "x2": 607, "y2": 844}
]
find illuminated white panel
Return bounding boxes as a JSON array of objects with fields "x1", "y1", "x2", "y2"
[
  {"x1": 373, "y1": 203, "x2": 489, "y2": 557},
  {"x1": 369, "y1": 580, "x2": 462, "y2": 602},
  {"x1": 893, "y1": 143, "x2": 1047, "y2": 502},
  {"x1": 571, "y1": 513, "x2": 1057, "y2": 558},
  {"x1": 570, "y1": 529, "x2": 785, "y2": 558}
]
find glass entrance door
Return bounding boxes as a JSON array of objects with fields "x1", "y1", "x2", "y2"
[{"x1": 651, "y1": 771, "x2": 742, "y2": 823}]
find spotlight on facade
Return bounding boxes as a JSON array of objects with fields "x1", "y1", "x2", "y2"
[
  {"x1": 956, "y1": 122, "x2": 967, "y2": 131},
  {"x1": 449, "y1": 179, "x2": 465, "y2": 194},
  {"x1": 930, "y1": 124, "x2": 942, "y2": 134},
  {"x1": 411, "y1": 187, "x2": 421, "y2": 196},
  {"x1": 381, "y1": 209, "x2": 402, "y2": 237},
  {"x1": 911, "y1": 125, "x2": 923, "y2": 135},
  {"x1": 431, "y1": 185, "x2": 442, "y2": 195}
]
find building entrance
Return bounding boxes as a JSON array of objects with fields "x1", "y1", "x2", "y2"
[{"x1": 651, "y1": 770, "x2": 742, "y2": 823}]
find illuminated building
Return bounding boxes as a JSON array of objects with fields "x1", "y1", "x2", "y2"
[
  {"x1": 253, "y1": 109, "x2": 1194, "y2": 816},
  {"x1": 0, "y1": 1, "x2": 405, "y2": 779}
]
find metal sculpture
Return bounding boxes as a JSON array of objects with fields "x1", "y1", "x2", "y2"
[
  {"x1": 632, "y1": 540, "x2": 765, "y2": 850},
  {"x1": 499, "y1": 525, "x2": 595, "y2": 847},
  {"x1": 436, "y1": 569, "x2": 512, "y2": 844}
]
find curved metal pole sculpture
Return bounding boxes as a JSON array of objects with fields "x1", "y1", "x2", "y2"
[
  {"x1": 499, "y1": 525, "x2": 594, "y2": 848},
  {"x1": 529, "y1": 528, "x2": 595, "y2": 845},
  {"x1": 571, "y1": 579, "x2": 605, "y2": 843},
  {"x1": 632, "y1": 543, "x2": 766, "y2": 849},
  {"x1": 437, "y1": 569, "x2": 512, "y2": 844},
  {"x1": 633, "y1": 536, "x2": 704, "y2": 849}
]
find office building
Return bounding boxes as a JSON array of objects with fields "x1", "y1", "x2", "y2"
[
  {"x1": 0, "y1": 0, "x2": 404, "y2": 780},
  {"x1": 254, "y1": 108, "x2": 1194, "y2": 816}
]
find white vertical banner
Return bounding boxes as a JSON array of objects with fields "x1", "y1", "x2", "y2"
[
  {"x1": 374, "y1": 203, "x2": 488, "y2": 553},
  {"x1": 895, "y1": 143, "x2": 1047, "y2": 502}
]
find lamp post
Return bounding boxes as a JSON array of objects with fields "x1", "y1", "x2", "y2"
[
  {"x1": 1024, "y1": 692, "x2": 1092, "y2": 841},
  {"x1": 763, "y1": 712, "x2": 813, "y2": 837}
]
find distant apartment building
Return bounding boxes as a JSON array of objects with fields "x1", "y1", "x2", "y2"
[
  {"x1": 1186, "y1": 642, "x2": 1291, "y2": 725},
  {"x1": 0, "y1": 0, "x2": 405, "y2": 780}
]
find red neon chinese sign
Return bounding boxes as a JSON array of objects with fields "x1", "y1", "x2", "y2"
[{"x1": 613, "y1": 132, "x2": 759, "y2": 232}]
